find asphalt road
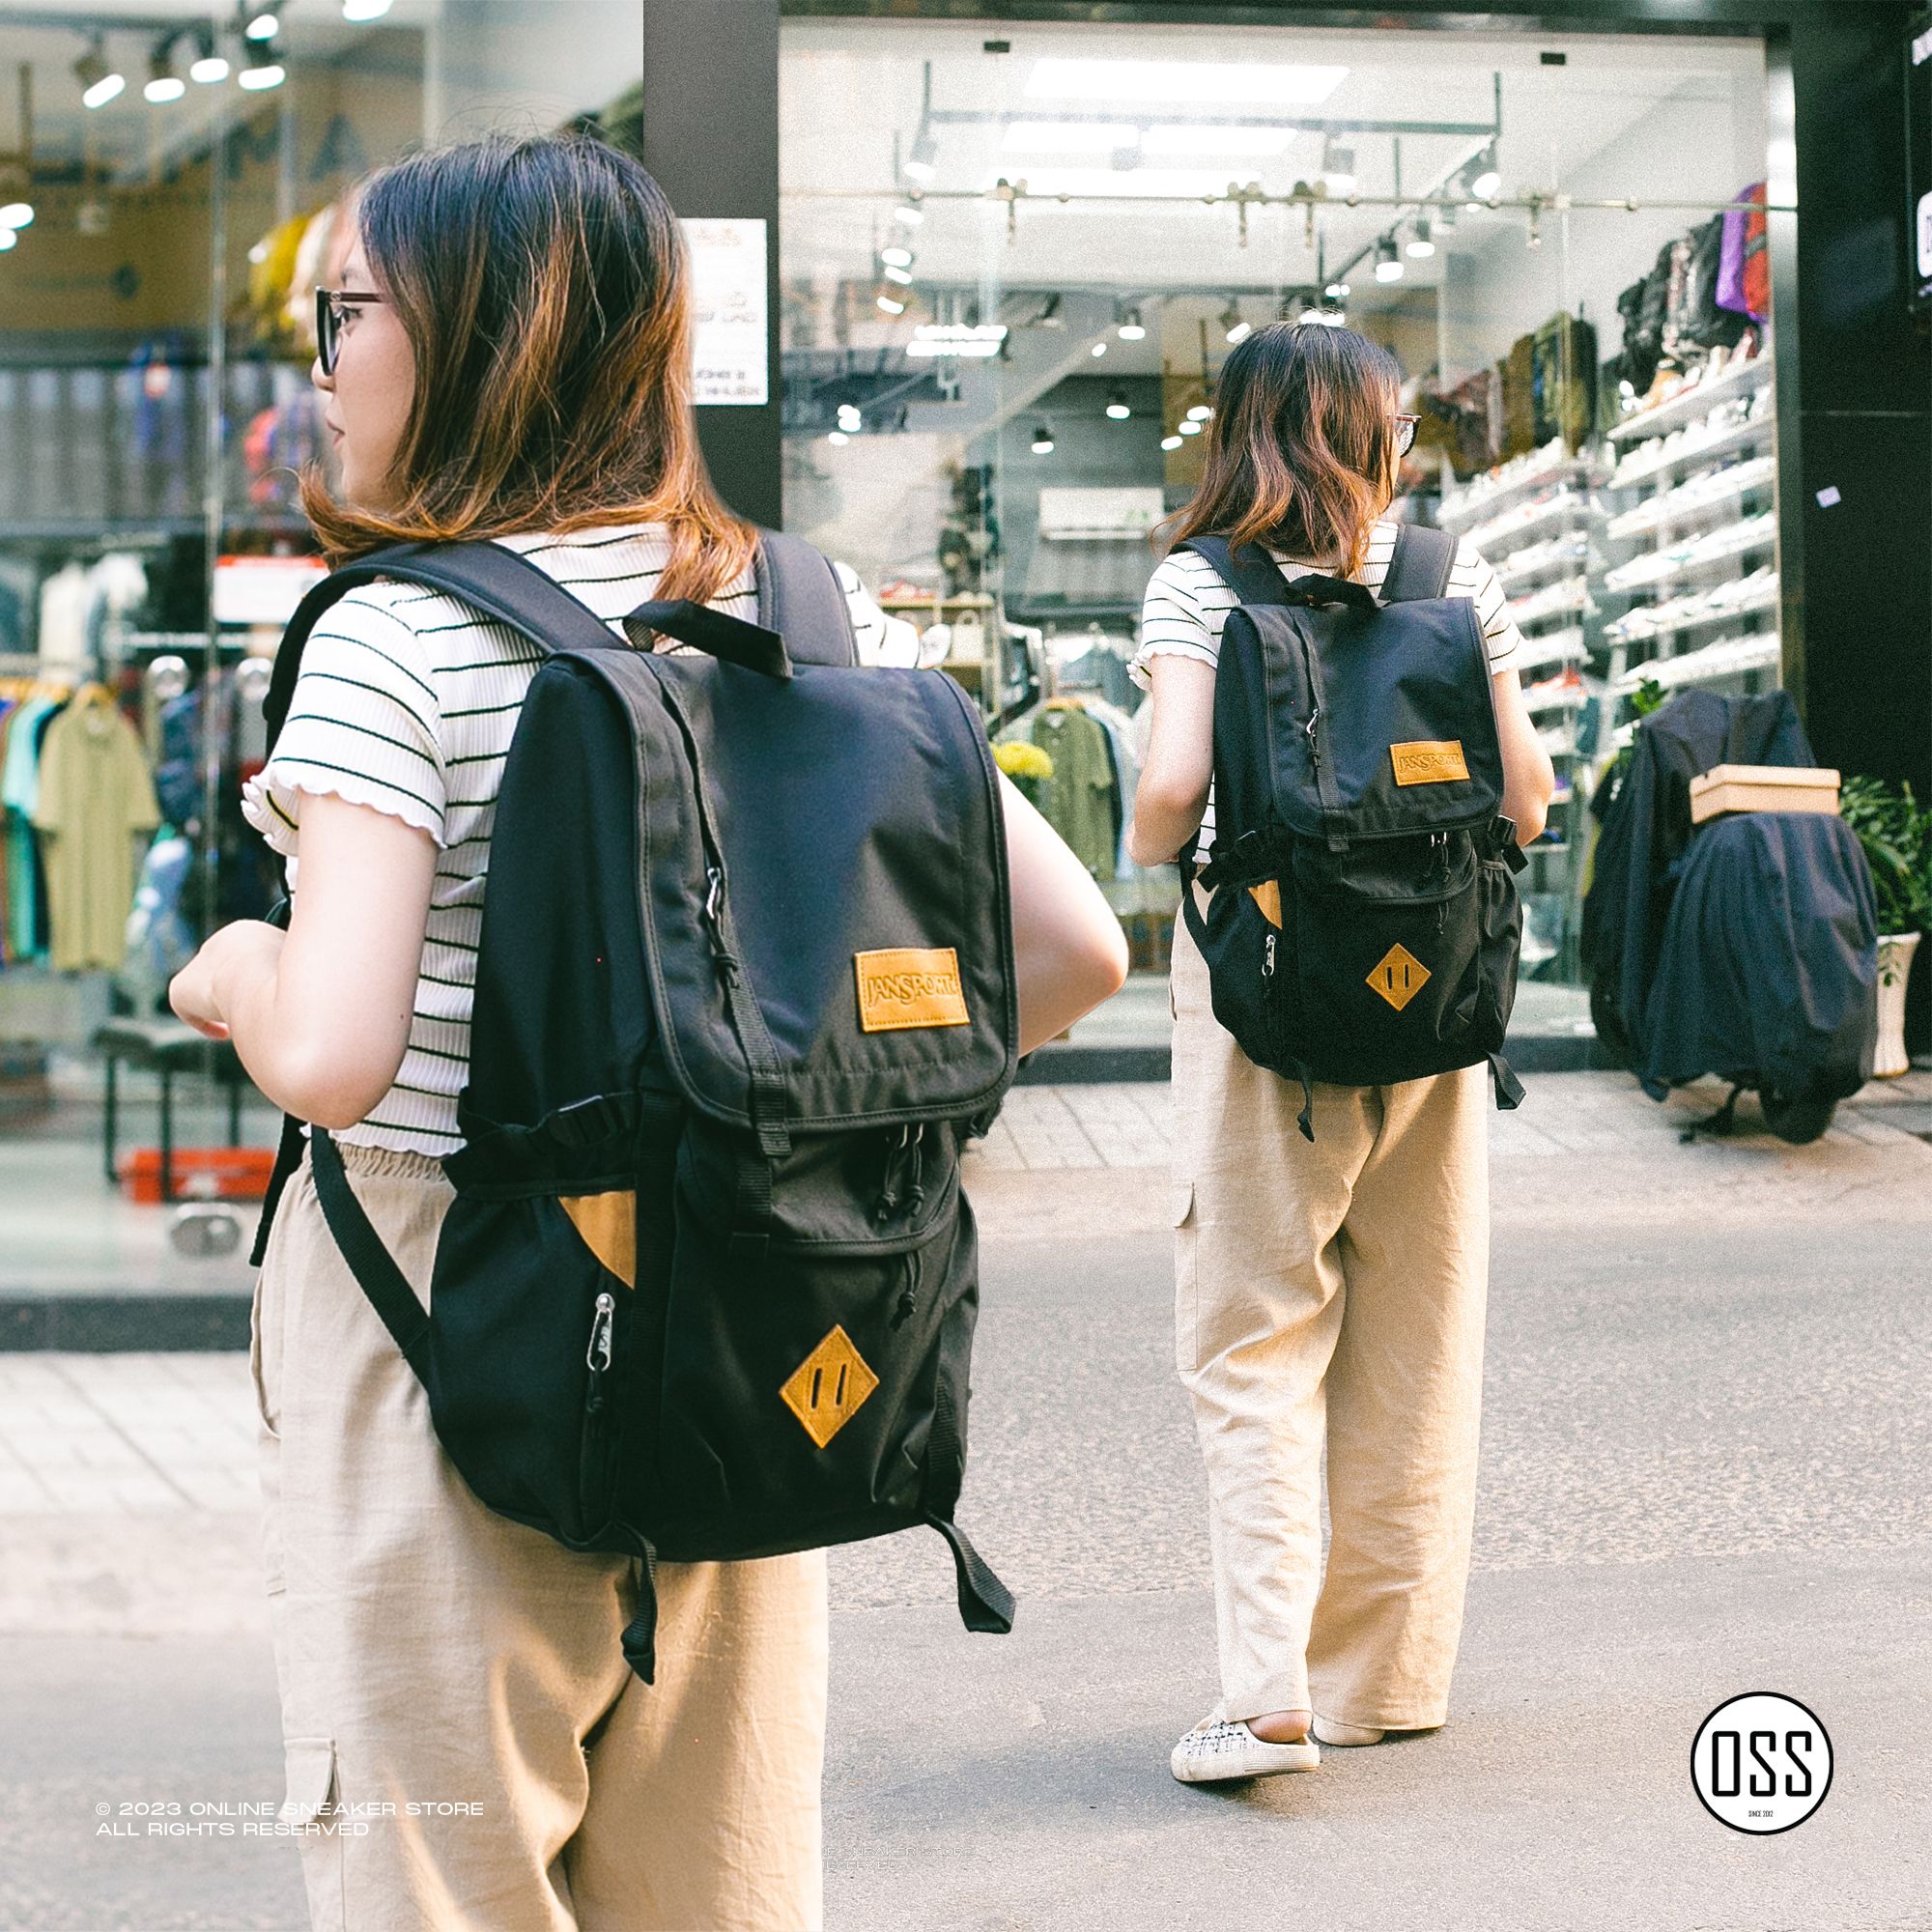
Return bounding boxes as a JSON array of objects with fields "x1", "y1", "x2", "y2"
[{"x1": 4, "y1": 1104, "x2": 1931, "y2": 1931}]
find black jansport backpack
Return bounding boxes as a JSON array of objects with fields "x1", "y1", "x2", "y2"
[
  {"x1": 1177, "y1": 527, "x2": 1529, "y2": 1138},
  {"x1": 251, "y1": 532, "x2": 1018, "y2": 1682}
]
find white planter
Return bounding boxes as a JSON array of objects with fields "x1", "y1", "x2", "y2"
[{"x1": 1873, "y1": 931, "x2": 1922, "y2": 1078}]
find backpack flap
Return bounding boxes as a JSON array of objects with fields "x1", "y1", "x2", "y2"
[
  {"x1": 584, "y1": 644, "x2": 1016, "y2": 1132},
  {"x1": 1229, "y1": 595, "x2": 1507, "y2": 843}
]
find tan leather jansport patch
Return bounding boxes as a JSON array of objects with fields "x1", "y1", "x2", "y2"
[
  {"x1": 1390, "y1": 739, "x2": 1470, "y2": 785},
  {"x1": 855, "y1": 947, "x2": 970, "y2": 1033}
]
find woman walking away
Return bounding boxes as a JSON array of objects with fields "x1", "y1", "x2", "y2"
[
  {"x1": 168, "y1": 133, "x2": 1125, "y2": 1930},
  {"x1": 1127, "y1": 321, "x2": 1553, "y2": 1785}
]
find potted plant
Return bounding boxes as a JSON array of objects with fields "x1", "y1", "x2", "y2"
[{"x1": 1839, "y1": 776, "x2": 1932, "y2": 1076}]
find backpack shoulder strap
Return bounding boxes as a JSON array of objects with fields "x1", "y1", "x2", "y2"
[
  {"x1": 265, "y1": 541, "x2": 624, "y2": 749},
  {"x1": 1175, "y1": 534, "x2": 1298, "y2": 608},
  {"x1": 756, "y1": 528, "x2": 859, "y2": 667},
  {"x1": 1378, "y1": 524, "x2": 1458, "y2": 604}
]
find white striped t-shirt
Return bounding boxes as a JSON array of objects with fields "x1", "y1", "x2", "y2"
[
  {"x1": 241, "y1": 523, "x2": 918, "y2": 1157},
  {"x1": 1128, "y1": 520, "x2": 1523, "y2": 865}
]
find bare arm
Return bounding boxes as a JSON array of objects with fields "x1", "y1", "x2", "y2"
[
  {"x1": 1492, "y1": 665, "x2": 1557, "y2": 845},
  {"x1": 1126, "y1": 654, "x2": 1217, "y2": 867},
  {"x1": 1001, "y1": 773, "x2": 1129, "y2": 1053},
  {"x1": 170, "y1": 793, "x2": 435, "y2": 1128}
]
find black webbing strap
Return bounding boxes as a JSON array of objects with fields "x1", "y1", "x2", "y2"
[
  {"x1": 306, "y1": 1126, "x2": 433, "y2": 1370},
  {"x1": 618, "y1": 1529, "x2": 661, "y2": 1685},
  {"x1": 623, "y1": 600, "x2": 791, "y2": 678},
  {"x1": 1177, "y1": 533, "x2": 1299, "y2": 607},
  {"x1": 927, "y1": 1515, "x2": 1017, "y2": 1634},
  {"x1": 249, "y1": 1109, "x2": 307, "y2": 1268},
  {"x1": 1487, "y1": 1050, "x2": 1526, "y2": 1111},
  {"x1": 1377, "y1": 524, "x2": 1457, "y2": 604}
]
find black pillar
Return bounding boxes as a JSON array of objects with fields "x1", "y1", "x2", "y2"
[
  {"x1": 640, "y1": 0, "x2": 782, "y2": 528},
  {"x1": 1773, "y1": 10, "x2": 1932, "y2": 1047}
]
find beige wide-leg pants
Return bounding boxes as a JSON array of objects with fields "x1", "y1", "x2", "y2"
[
  {"x1": 251, "y1": 1139, "x2": 828, "y2": 1932},
  {"x1": 1169, "y1": 908, "x2": 1490, "y2": 1732}
]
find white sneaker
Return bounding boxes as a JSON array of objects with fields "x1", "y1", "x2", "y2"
[
  {"x1": 1311, "y1": 1715, "x2": 1387, "y2": 1747},
  {"x1": 1170, "y1": 1717, "x2": 1321, "y2": 1784}
]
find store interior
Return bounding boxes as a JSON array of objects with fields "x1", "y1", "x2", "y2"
[
  {"x1": 780, "y1": 17, "x2": 1777, "y2": 993},
  {"x1": 0, "y1": 5, "x2": 1779, "y2": 1277}
]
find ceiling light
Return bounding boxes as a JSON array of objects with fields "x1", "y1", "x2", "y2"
[
  {"x1": 893, "y1": 201, "x2": 924, "y2": 228},
  {"x1": 1226, "y1": 320, "x2": 1252, "y2": 344},
  {"x1": 1406, "y1": 219, "x2": 1435, "y2": 259},
  {"x1": 1375, "y1": 237, "x2": 1404, "y2": 283},
  {"x1": 1091, "y1": 340, "x2": 1108, "y2": 357},
  {"x1": 145, "y1": 46, "x2": 185, "y2": 103},
  {"x1": 1179, "y1": 417, "x2": 1202, "y2": 436},
  {"x1": 0, "y1": 202, "x2": 34, "y2": 231},
  {"x1": 882, "y1": 264, "x2": 913, "y2": 285},
  {"x1": 1024, "y1": 58, "x2": 1347, "y2": 108},
  {"x1": 190, "y1": 52, "x2": 229, "y2": 83},
  {"x1": 987, "y1": 166, "x2": 1247, "y2": 201},
  {"x1": 75, "y1": 40, "x2": 126, "y2": 109},
  {"x1": 827, "y1": 430, "x2": 849, "y2": 446},
  {"x1": 1031, "y1": 425, "x2": 1055, "y2": 454},
  {"x1": 1160, "y1": 434, "x2": 1183, "y2": 451},
  {"x1": 879, "y1": 245, "x2": 913, "y2": 269},
  {"x1": 238, "y1": 57, "x2": 286, "y2": 90},
  {"x1": 837, "y1": 404, "x2": 862, "y2": 432},
  {"x1": 1470, "y1": 149, "x2": 1501, "y2": 201},
  {"x1": 342, "y1": 0, "x2": 393, "y2": 18},
  {"x1": 1324, "y1": 280, "x2": 1350, "y2": 299},
  {"x1": 903, "y1": 129, "x2": 938, "y2": 183},
  {"x1": 243, "y1": 9, "x2": 279, "y2": 40},
  {"x1": 876, "y1": 292, "x2": 907, "y2": 315},
  {"x1": 1004, "y1": 120, "x2": 1137, "y2": 155},
  {"x1": 1105, "y1": 390, "x2": 1131, "y2": 420},
  {"x1": 0, "y1": 230, "x2": 15, "y2": 254},
  {"x1": 906, "y1": 322, "x2": 1008, "y2": 358},
  {"x1": 1219, "y1": 298, "x2": 1243, "y2": 342},
  {"x1": 1118, "y1": 306, "x2": 1146, "y2": 340},
  {"x1": 1436, "y1": 201, "x2": 1459, "y2": 233},
  {"x1": 1185, "y1": 404, "x2": 1212, "y2": 422},
  {"x1": 1141, "y1": 124, "x2": 1293, "y2": 158}
]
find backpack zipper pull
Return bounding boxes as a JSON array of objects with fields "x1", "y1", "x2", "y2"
[
  {"x1": 1304, "y1": 707, "x2": 1321, "y2": 775},
  {"x1": 1263, "y1": 932, "x2": 1277, "y2": 978},
  {"x1": 875, "y1": 1122, "x2": 914, "y2": 1223},
  {"x1": 584, "y1": 1292, "x2": 616, "y2": 1411}
]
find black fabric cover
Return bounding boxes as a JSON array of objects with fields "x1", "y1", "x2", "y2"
[
  {"x1": 1581, "y1": 687, "x2": 1875, "y2": 1100},
  {"x1": 1641, "y1": 810, "x2": 1875, "y2": 1100}
]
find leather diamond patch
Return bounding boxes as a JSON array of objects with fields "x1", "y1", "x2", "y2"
[
  {"x1": 1367, "y1": 942, "x2": 1430, "y2": 1012},
  {"x1": 779, "y1": 1325, "x2": 879, "y2": 1449}
]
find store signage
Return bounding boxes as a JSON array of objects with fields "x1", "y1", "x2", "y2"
[
  {"x1": 906, "y1": 324, "x2": 1009, "y2": 359},
  {"x1": 683, "y1": 217, "x2": 769, "y2": 407},
  {"x1": 213, "y1": 554, "x2": 327, "y2": 627},
  {"x1": 1909, "y1": 13, "x2": 1932, "y2": 307}
]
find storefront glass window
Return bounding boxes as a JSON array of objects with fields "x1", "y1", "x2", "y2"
[
  {"x1": 780, "y1": 17, "x2": 1775, "y2": 998},
  {"x1": 0, "y1": 1, "x2": 642, "y2": 1264}
]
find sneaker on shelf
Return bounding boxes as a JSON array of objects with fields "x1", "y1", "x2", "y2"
[{"x1": 1170, "y1": 1716, "x2": 1321, "y2": 1784}]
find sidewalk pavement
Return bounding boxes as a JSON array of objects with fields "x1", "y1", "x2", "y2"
[{"x1": 4, "y1": 1068, "x2": 1932, "y2": 1928}]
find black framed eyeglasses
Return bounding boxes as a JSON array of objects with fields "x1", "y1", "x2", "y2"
[
  {"x1": 1394, "y1": 412, "x2": 1421, "y2": 458},
  {"x1": 315, "y1": 287, "x2": 384, "y2": 376}
]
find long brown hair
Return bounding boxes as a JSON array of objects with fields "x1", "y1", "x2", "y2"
[
  {"x1": 1160, "y1": 321, "x2": 1402, "y2": 578},
  {"x1": 302, "y1": 133, "x2": 754, "y2": 604}
]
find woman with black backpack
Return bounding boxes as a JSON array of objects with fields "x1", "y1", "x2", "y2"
[
  {"x1": 1128, "y1": 322, "x2": 1554, "y2": 1784},
  {"x1": 166, "y1": 133, "x2": 1125, "y2": 1930}
]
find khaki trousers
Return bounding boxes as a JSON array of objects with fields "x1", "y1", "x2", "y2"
[
  {"x1": 252, "y1": 1140, "x2": 828, "y2": 1932},
  {"x1": 1169, "y1": 908, "x2": 1490, "y2": 1731}
]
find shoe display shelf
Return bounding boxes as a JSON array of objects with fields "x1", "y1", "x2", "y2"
[{"x1": 1440, "y1": 438, "x2": 1610, "y2": 982}]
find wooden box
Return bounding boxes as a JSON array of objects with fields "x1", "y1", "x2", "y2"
[{"x1": 1689, "y1": 764, "x2": 1841, "y2": 825}]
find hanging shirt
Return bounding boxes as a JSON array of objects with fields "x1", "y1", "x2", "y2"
[
  {"x1": 1, "y1": 693, "x2": 63, "y2": 962},
  {"x1": 241, "y1": 521, "x2": 919, "y2": 1159},
  {"x1": 31, "y1": 693, "x2": 161, "y2": 973},
  {"x1": 1031, "y1": 704, "x2": 1118, "y2": 883},
  {"x1": 1130, "y1": 519, "x2": 1524, "y2": 866}
]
